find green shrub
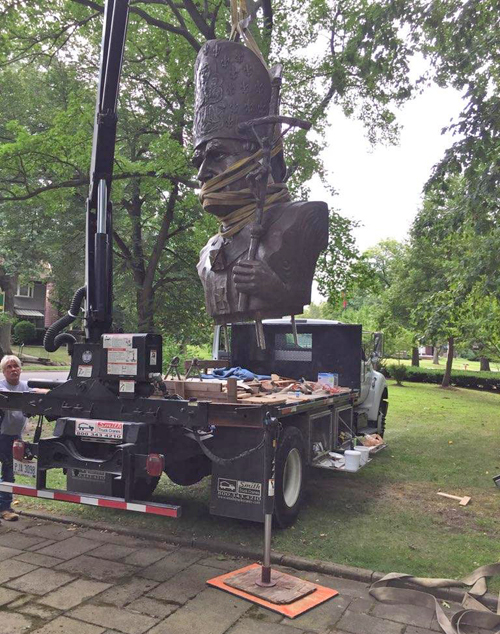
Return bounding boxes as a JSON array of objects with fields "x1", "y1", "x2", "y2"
[
  {"x1": 385, "y1": 365, "x2": 500, "y2": 392},
  {"x1": 13, "y1": 320, "x2": 36, "y2": 345},
  {"x1": 377, "y1": 359, "x2": 390, "y2": 378},
  {"x1": 388, "y1": 363, "x2": 408, "y2": 386}
]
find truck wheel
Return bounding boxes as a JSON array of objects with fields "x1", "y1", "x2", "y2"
[
  {"x1": 274, "y1": 426, "x2": 305, "y2": 528},
  {"x1": 376, "y1": 393, "x2": 388, "y2": 437},
  {"x1": 164, "y1": 454, "x2": 212, "y2": 486}
]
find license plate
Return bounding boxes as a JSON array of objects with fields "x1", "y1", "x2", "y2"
[{"x1": 14, "y1": 459, "x2": 37, "y2": 478}]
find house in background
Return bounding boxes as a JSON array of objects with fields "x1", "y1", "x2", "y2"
[{"x1": 14, "y1": 281, "x2": 59, "y2": 342}]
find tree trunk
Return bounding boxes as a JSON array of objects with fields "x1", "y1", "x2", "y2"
[
  {"x1": 0, "y1": 269, "x2": 15, "y2": 357},
  {"x1": 441, "y1": 336, "x2": 454, "y2": 388},
  {"x1": 411, "y1": 347, "x2": 420, "y2": 367},
  {"x1": 479, "y1": 356, "x2": 490, "y2": 372},
  {"x1": 432, "y1": 346, "x2": 440, "y2": 364},
  {"x1": 138, "y1": 287, "x2": 155, "y2": 333},
  {"x1": 0, "y1": 324, "x2": 11, "y2": 358}
]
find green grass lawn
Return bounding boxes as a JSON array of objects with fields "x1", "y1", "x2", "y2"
[
  {"x1": 13, "y1": 344, "x2": 71, "y2": 371},
  {"x1": 16, "y1": 381, "x2": 500, "y2": 582},
  {"x1": 15, "y1": 344, "x2": 70, "y2": 371},
  {"x1": 387, "y1": 356, "x2": 500, "y2": 373}
]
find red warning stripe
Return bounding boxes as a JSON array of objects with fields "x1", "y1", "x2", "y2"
[{"x1": 0, "y1": 483, "x2": 180, "y2": 518}]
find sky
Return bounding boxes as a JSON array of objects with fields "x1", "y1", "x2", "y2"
[{"x1": 308, "y1": 84, "x2": 465, "y2": 253}]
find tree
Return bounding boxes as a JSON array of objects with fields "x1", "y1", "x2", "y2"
[
  {"x1": 0, "y1": 26, "x2": 206, "y2": 336},
  {"x1": 459, "y1": 292, "x2": 500, "y2": 371},
  {"x1": 3, "y1": 0, "x2": 410, "y2": 338},
  {"x1": 1, "y1": 0, "x2": 497, "y2": 344},
  {"x1": 0, "y1": 262, "x2": 15, "y2": 357},
  {"x1": 420, "y1": 0, "x2": 500, "y2": 219},
  {"x1": 314, "y1": 210, "x2": 373, "y2": 305},
  {"x1": 389, "y1": 173, "x2": 500, "y2": 387}
]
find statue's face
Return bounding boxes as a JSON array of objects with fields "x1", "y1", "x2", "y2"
[{"x1": 193, "y1": 138, "x2": 256, "y2": 217}]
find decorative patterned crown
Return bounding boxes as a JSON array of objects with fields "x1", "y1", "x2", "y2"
[{"x1": 193, "y1": 40, "x2": 272, "y2": 149}]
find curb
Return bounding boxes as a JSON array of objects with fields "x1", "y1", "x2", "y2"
[{"x1": 19, "y1": 508, "x2": 498, "y2": 610}]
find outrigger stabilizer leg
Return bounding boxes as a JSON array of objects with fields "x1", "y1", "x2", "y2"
[{"x1": 207, "y1": 415, "x2": 339, "y2": 618}]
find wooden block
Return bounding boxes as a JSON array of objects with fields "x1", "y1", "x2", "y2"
[
  {"x1": 186, "y1": 381, "x2": 223, "y2": 392},
  {"x1": 226, "y1": 378, "x2": 238, "y2": 403},
  {"x1": 224, "y1": 567, "x2": 317, "y2": 604},
  {"x1": 173, "y1": 381, "x2": 185, "y2": 399}
]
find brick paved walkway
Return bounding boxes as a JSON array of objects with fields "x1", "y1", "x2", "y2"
[{"x1": 0, "y1": 515, "x2": 460, "y2": 634}]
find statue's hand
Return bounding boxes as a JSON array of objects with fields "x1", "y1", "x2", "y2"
[{"x1": 233, "y1": 259, "x2": 287, "y2": 301}]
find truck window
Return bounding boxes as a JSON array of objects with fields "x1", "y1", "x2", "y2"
[{"x1": 274, "y1": 332, "x2": 313, "y2": 361}]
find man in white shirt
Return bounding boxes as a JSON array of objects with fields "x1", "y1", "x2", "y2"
[{"x1": 0, "y1": 355, "x2": 29, "y2": 521}]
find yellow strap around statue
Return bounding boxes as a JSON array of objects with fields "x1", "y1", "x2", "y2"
[
  {"x1": 199, "y1": 143, "x2": 289, "y2": 239},
  {"x1": 229, "y1": 0, "x2": 267, "y2": 68}
]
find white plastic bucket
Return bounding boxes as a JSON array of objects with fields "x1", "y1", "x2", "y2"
[
  {"x1": 344, "y1": 450, "x2": 361, "y2": 472},
  {"x1": 356, "y1": 446, "x2": 371, "y2": 466}
]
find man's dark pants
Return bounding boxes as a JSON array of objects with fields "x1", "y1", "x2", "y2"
[{"x1": 0, "y1": 434, "x2": 18, "y2": 512}]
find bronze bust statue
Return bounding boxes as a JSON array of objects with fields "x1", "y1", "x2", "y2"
[{"x1": 194, "y1": 40, "x2": 328, "y2": 326}]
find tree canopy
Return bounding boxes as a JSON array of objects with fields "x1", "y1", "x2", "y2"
[{"x1": 0, "y1": 0, "x2": 497, "y2": 349}]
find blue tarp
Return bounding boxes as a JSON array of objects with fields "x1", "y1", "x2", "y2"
[{"x1": 199, "y1": 367, "x2": 271, "y2": 381}]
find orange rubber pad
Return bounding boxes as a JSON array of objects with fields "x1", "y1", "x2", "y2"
[{"x1": 207, "y1": 563, "x2": 339, "y2": 619}]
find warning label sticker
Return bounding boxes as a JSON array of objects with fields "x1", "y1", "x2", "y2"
[
  {"x1": 108, "y1": 349, "x2": 137, "y2": 364},
  {"x1": 77, "y1": 365, "x2": 92, "y2": 378},
  {"x1": 75, "y1": 419, "x2": 124, "y2": 440},
  {"x1": 217, "y1": 478, "x2": 262, "y2": 504},
  {"x1": 103, "y1": 334, "x2": 133, "y2": 350},
  {"x1": 119, "y1": 380, "x2": 135, "y2": 393},
  {"x1": 107, "y1": 362, "x2": 137, "y2": 376}
]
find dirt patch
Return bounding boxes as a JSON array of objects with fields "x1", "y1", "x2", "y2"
[{"x1": 308, "y1": 475, "x2": 499, "y2": 538}]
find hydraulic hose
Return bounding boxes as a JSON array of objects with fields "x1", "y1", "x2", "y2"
[{"x1": 44, "y1": 286, "x2": 86, "y2": 353}]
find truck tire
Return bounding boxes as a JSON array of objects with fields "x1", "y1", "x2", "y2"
[
  {"x1": 376, "y1": 392, "x2": 388, "y2": 437},
  {"x1": 273, "y1": 426, "x2": 306, "y2": 528},
  {"x1": 164, "y1": 454, "x2": 212, "y2": 486}
]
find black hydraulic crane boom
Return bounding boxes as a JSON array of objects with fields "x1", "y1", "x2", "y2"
[
  {"x1": 86, "y1": 0, "x2": 130, "y2": 342},
  {"x1": 44, "y1": 0, "x2": 130, "y2": 353}
]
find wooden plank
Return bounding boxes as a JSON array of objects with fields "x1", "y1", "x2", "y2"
[
  {"x1": 243, "y1": 394, "x2": 290, "y2": 405},
  {"x1": 186, "y1": 391, "x2": 229, "y2": 401},
  {"x1": 437, "y1": 492, "x2": 471, "y2": 506},
  {"x1": 164, "y1": 380, "x2": 222, "y2": 393}
]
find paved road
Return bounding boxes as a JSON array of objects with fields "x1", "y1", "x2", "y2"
[{"x1": 0, "y1": 514, "x2": 453, "y2": 633}]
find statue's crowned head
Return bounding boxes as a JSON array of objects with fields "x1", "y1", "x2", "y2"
[{"x1": 193, "y1": 40, "x2": 272, "y2": 150}]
